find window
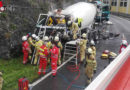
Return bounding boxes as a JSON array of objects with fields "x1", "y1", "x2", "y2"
[
  {"x1": 120, "y1": 0, "x2": 127, "y2": 7},
  {"x1": 111, "y1": 0, "x2": 117, "y2": 6},
  {"x1": 103, "y1": 0, "x2": 109, "y2": 4}
]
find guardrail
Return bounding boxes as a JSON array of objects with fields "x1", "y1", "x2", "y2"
[{"x1": 85, "y1": 45, "x2": 130, "y2": 90}]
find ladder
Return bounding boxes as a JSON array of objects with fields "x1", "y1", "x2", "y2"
[
  {"x1": 31, "y1": 14, "x2": 49, "y2": 65},
  {"x1": 31, "y1": 27, "x2": 47, "y2": 65},
  {"x1": 63, "y1": 40, "x2": 80, "y2": 66}
]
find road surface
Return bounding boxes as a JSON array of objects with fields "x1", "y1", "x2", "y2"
[{"x1": 31, "y1": 15, "x2": 130, "y2": 90}]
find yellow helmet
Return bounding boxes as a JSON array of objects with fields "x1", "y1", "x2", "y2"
[
  {"x1": 82, "y1": 33, "x2": 86, "y2": 38},
  {"x1": 0, "y1": 72, "x2": 2, "y2": 76}
]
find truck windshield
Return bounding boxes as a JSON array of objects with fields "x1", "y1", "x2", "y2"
[
  {"x1": 102, "y1": 6, "x2": 109, "y2": 11},
  {"x1": 37, "y1": 15, "x2": 48, "y2": 26}
]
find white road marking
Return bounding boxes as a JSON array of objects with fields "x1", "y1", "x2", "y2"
[{"x1": 29, "y1": 54, "x2": 76, "y2": 88}]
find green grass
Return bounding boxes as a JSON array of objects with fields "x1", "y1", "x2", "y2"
[{"x1": 0, "y1": 57, "x2": 39, "y2": 90}]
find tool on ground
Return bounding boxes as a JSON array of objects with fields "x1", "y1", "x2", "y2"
[{"x1": 18, "y1": 77, "x2": 29, "y2": 90}]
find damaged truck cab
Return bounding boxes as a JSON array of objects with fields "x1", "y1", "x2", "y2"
[{"x1": 35, "y1": 13, "x2": 67, "y2": 41}]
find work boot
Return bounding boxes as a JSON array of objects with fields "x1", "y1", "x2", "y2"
[
  {"x1": 94, "y1": 70, "x2": 96, "y2": 74},
  {"x1": 43, "y1": 72, "x2": 46, "y2": 75},
  {"x1": 38, "y1": 72, "x2": 41, "y2": 75},
  {"x1": 87, "y1": 78, "x2": 92, "y2": 84},
  {"x1": 53, "y1": 75, "x2": 56, "y2": 77},
  {"x1": 52, "y1": 75, "x2": 56, "y2": 78}
]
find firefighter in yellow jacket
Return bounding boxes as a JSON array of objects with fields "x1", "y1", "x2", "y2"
[
  {"x1": 44, "y1": 36, "x2": 52, "y2": 64},
  {"x1": 90, "y1": 40, "x2": 97, "y2": 73},
  {"x1": 54, "y1": 36, "x2": 63, "y2": 65},
  {"x1": 0, "y1": 72, "x2": 3, "y2": 90},
  {"x1": 33, "y1": 36, "x2": 43, "y2": 65},
  {"x1": 85, "y1": 48, "x2": 96, "y2": 84},
  {"x1": 27, "y1": 34, "x2": 36, "y2": 60},
  {"x1": 79, "y1": 33, "x2": 88, "y2": 62},
  {"x1": 28, "y1": 34, "x2": 36, "y2": 46},
  {"x1": 68, "y1": 21, "x2": 79, "y2": 40}
]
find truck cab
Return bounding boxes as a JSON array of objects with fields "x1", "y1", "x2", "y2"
[
  {"x1": 101, "y1": 4, "x2": 110, "y2": 21},
  {"x1": 35, "y1": 13, "x2": 67, "y2": 40},
  {"x1": 92, "y1": 1, "x2": 110, "y2": 22}
]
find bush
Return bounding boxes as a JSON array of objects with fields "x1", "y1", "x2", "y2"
[
  {"x1": 0, "y1": 12, "x2": 7, "y2": 19},
  {"x1": 10, "y1": 23, "x2": 17, "y2": 30}
]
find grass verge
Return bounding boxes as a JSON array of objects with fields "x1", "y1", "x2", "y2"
[{"x1": 0, "y1": 57, "x2": 39, "y2": 90}]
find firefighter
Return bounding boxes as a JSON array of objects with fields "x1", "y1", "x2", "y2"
[
  {"x1": 0, "y1": 72, "x2": 3, "y2": 90},
  {"x1": 44, "y1": 36, "x2": 52, "y2": 64},
  {"x1": 38, "y1": 41, "x2": 49, "y2": 75},
  {"x1": 85, "y1": 48, "x2": 96, "y2": 84},
  {"x1": 33, "y1": 36, "x2": 43, "y2": 65},
  {"x1": 67, "y1": 20, "x2": 79, "y2": 40},
  {"x1": 90, "y1": 40, "x2": 97, "y2": 73},
  {"x1": 75, "y1": 18, "x2": 83, "y2": 28},
  {"x1": 50, "y1": 42, "x2": 59, "y2": 77},
  {"x1": 28, "y1": 34, "x2": 36, "y2": 46},
  {"x1": 58, "y1": 18, "x2": 65, "y2": 25},
  {"x1": 22, "y1": 36, "x2": 31, "y2": 64},
  {"x1": 54, "y1": 36, "x2": 63, "y2": 65},
  {"x1": 26, "y1": 33, "x2": 36, "y2": 60},
  {"x1": 78, "y1": 33, "x2": 88, "y2": 63},
  {"x1": 119, "y1": 40, "x2": 128, "y2": 53}
]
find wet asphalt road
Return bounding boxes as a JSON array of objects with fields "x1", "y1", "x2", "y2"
[{"x1": 32, "y1": 15, "x2": 130, "y2": 90}]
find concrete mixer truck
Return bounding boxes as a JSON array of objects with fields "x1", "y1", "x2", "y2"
[
  {"x1": 35, "y1": 2, "x2": 97, "y2": 42},
  {"x1": 31, "y1": 2, "x2": 99, "y2": 65}
]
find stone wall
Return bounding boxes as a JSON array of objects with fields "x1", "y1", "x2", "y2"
[{"x1": 0, "y1": 0, "x2": 86, "y2": 59}]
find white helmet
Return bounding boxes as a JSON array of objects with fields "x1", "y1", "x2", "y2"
[
  {"x1": 0, "y1": 7, "x2": 4, "y2": 12},
  {"x1": 32, "y1": 34, "x2": 36, "y2": 38},
  {"x1": 67, "y1": 21, "x2": 72, "y2": 25},
  {"x1": 90, "y1": 40, "x2": 95, "y2": 45},
  {"x1": 54, "y1": 36, "x2": 59, "y2": 41},
  {"x1": 88, "y1": 48, "x2": 93, "y2": 54},
  {"x1": 122, "y1": 40, "x2": 127, "y2": 45},
  {"x1": 82, "y1": 33, "x2": 86, "y2": 38},
  {"x1": 44, "y1": 36, "x2": 49, "y2": 41},
  {"x1": 35, "y1": 36, "x2": 39, "y2": 41},
  {"x1": 22, "y1": 36, "x2": 27, "y2": 41}
]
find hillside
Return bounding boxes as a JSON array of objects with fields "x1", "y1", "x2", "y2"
[{"x1": 0, "y1": 0, "x2": 85, "y2": 59}]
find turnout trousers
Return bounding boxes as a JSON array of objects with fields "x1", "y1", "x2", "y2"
[{"x1": 38, "y1": 57, "x2": 47, "y2": 75}]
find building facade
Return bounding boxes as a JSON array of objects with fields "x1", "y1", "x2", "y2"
[{"x1": 103, "y1": 0, "x2": 130, "y2": 15}]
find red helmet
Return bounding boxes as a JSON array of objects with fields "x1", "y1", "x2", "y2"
[{"x1": 103, "y1": 50, "x2": 110, "y2": 54}]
